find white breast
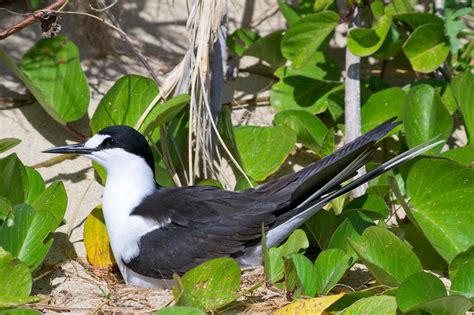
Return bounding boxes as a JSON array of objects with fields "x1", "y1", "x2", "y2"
[{"x1": 90, "y1": 148, "x2": 161, "y2": 283}]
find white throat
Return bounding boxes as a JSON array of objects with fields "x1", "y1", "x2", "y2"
[{"x1": 89, "y1": 148, "x2": 158, "y2": 278}]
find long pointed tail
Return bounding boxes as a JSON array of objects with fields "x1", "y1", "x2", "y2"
[{"x1": 266, "y1": 137, "x2": 443, "y2": 248}]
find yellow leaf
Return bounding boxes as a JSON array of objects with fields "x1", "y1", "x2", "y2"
[
  {"x1": 274, "y1": 293, "x2": 345, "y2": 315},
  {"x1": 83, "y1": 205, "x2": 116, "y2": 268}
]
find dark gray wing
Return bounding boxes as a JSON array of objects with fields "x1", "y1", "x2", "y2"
[
  {"x1": 126, "y1": 118, "x2": 400, "y2": 279},
  {"x1": 126, "y1": 186, "x2": 282, "y2": 278}
]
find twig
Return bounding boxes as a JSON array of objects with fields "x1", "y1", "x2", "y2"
[
  {"x1": 93, "y1": 0, "x2": 161, "y2": 86},
  {"x1": 64, "y1": 124, "x2": 88, "y2": 142},
  {"x1": 0, "y1": 0, "x2": 66, "y2": 40}
]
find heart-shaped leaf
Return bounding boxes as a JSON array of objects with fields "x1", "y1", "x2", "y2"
[
  {"x1": 348, "y1": 226, "x2": 423, "y2": 287},
  {"x1": 0, "y1": 204, "x2": 56, "y2": 270},
  {"x1": 348, "y1": 2, "x2": 393, "y2": 57},
  {"x1": 91, "y1": 75, "x2": 159, "y2": 135},
  {"x1": 0, "y1": 247, "x2": 38, "y2": 308},
  {"x1": 274, "y1": 110, "x2": 328, "y2": 153},
  {"x1": 245, "y1": 30, "x2": 286, "y2": 67},
  {"x1": 233, "y1": 126, "x2": 296, "y2": 181},
  {"x1": 341, "y1": 295, "x2": 397, "y2": 315},
  {"x1": 173, "y1": 257, "x2": 240, "y2": 311},
  {"x1": 0, "y1": 138, "x2": 21, "y2": 154},
  {"x1": 402, "y1": 23, "x2": 450, "y2": 73},
  {"x1": 264, "y1": 229, "x2": 309, "y2": 284},
  {"x1": 396, "y1": 272, "x2": 447, "y2": 312},
  {"x1": 13, "y1": 36, "x2": 89, "y2": 124},
  {"x1": 407, "y1": 158, "x2": 474, "y2": 262},
  {"x1": 451, "y1": 260, "x2": 474, "y2": 301},
  {"x1": 314, "y1": 248, "x2": 352, "y2": 295},
  {"x1": 284, "y1": 253, "x2": 318, "y2": 297},
  {"x1": 281, "y1": 11, "x2": 339, "y2": 69},
  {"x1": 404, "y1": 84, "x2": 453, "y2": 153},
  {"x1": 83, "y1": 205, "x2": 115, "y2": 269}
]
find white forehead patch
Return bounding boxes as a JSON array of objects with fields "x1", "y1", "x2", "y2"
[{"x1": 85, "y1": 134, "x2": 110, "y2": 148}]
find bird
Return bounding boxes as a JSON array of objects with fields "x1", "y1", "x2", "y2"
[{"x1": 43, "y1": 118, "x2": 441, "y2": 288}]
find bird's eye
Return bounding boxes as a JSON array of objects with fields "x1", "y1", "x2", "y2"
[{"x1": 102, "y1": 137, "x2": 115, "y2": 147}]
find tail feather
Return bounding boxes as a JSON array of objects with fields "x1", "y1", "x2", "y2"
[{"x1": 266, "y1": 137, "x2": 443, "y2": 248}]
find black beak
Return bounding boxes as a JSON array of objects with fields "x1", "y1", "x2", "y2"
[{"x1": 42, "y1": 143, "x2": 97, "y2": 154}]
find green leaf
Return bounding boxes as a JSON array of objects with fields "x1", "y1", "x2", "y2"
[
  {"x1": 406, "y1": 158, "x2": 474, "y2": 262},
  {"x1": 0, "y1": 138, "x2": 21, "y2": 154},
  {"x1": 154, "y1": 306, "x2": 205, "y2": 315},
  {"x1": 348, "y1": 4, "x2": 393, "y2": 57},
  {"x1": 314, "y1": 249, "x2": 352, "y2": 295},
  {"x1": 91, "y1": 75, "x2": 159, "y2": 135},
  {"x1": 227, "y1": 28, "x2": 260, "y2": 57},
  {"x1": 265, "y1": 229, "x2": 309, "y2": 284},
  {"x1": 245, "y1": 30, "x2": 286, "y2": 67},
  {"x1": 314, "y1": 0, "x2": 335, "y2": 12},
  {"x1": 451, "y1": 260, "x2": 474, "y2": 301},
  {"x1": 408, "y1": 296, "x2": 472, "y2": 315},
  {"x1": 277, "y1": 0, "x2": 300, "y2": 26},
  {"x1": 302, "y1": 209, "x2": 340, "y2": 250},
  {"x1": 328, "y1": 212, "x2": 374, "y2": 260},
  {"x1": 0, "y1": 197, "x2": 13, "y2": 225},
  {"x1": 396, "y1": 272, "x2": 447, "y2": 312},
  {"x1": 387, "y1": 0, "x2": 413, "y2": 14},
  {"x1": 449, "y1": 246, "x2": 474, "y2": 279},
  {"x1": 341, "y1": 194, "x2": 389, "y2": 220},
  {"x1": 173, "y1": 257, "x2": 240, "y2": 311},
  {"x1": 274, "y1": 110, "x2": 328, "y2": 153},
  {"x1": 142, "y1": 94, "x2": 190, "y2": 135},
  {"x1": 15, "y1": 36, "x2": 89, "y2": 124},
  {"x1": 402, "y1": 23, "x2": 450, "y2": 73},
  {"x1": 451, "y1": 72, "x2": 474, "y2": 141},
  {"x1": 196, "y1": 179, "x2": 223, "y2": 189},
  {"x1": 24, "y1": 167, "x2": 45, "y2": 204},
  {"x1": 0, "y1": 309, "x2": 42, "y2": 314},
  {"x1": 404, "y1": 84, "x2": 453, "y2": 153},
  {"x1": 30, "y1": 181, "x2": 67, "y2": 228},
  {"x1": 284, "y1": 253, "x2": 318, "y2": 297},
  {"x1": 444, "y1": 8, "x2": 470, "y2": 54},
  {"x1": 399, "y1": 224, "x2": 447, "y2": 270},
  {"x1": 0, "y1": 204, "x2": 56, "y2": 270},
  {"x1": 348, "y1": 226, "x2": 423, "y2": 287},
  {"x1": 441, "y1": 145, "x2": 474, "y2": 166},
  {"x1": 233, "y1": 126, "x2": 296, "y2": 181},
  {"x1": 0, "y1": 247, "x2": 38, "y2": 309},
  {"x1": 281, "y1": 11, "x2": 339, "y2": 69},
  {"x1": 326, "y1": 291, "x2": 375, "y2": 312},
  {"x1": 361, "y1": 87, "x2": 405, "y2": 134},
  {"x1": 0, "y1": 154, "x2": 28, "y2": 205},
  {"x1": 271, "y1": 76, "x2": 340, "y2": 114},
  {"x1": 395, "y1": 13, "x2": 443, "y2": 30},
  {"x1": 341, "y1": 295, "x2": 397, "y2": 315}
]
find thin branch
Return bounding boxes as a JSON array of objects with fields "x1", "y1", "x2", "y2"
[
  {"x1": 0, "y1": 0, "x2": 66, "y2": 40},
  {"x1": 89, "y1": 0, "x2": 117, "y2": 12}
]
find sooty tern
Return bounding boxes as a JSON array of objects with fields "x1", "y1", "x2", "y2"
[{"x1": 44, "y1": 118, "x2": 441, "y2": 288}]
